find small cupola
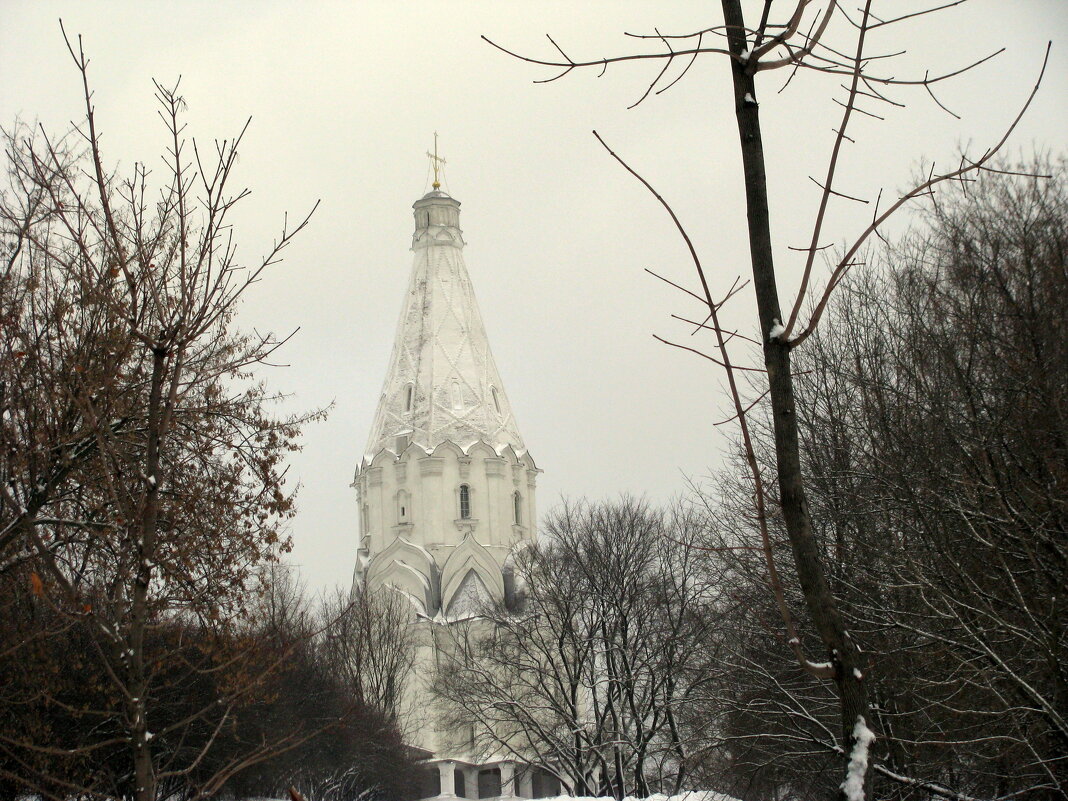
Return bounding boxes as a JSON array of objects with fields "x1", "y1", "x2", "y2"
[{"x1": 413, "y1": 191, "x2": 461, "y2": 233}]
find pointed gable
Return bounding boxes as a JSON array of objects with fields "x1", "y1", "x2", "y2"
[
  {"x1": 365, "y1": 536, "x2": 438, "y2": 614},
  {"x1": 440, "y1": 533, "x2": 505, "y2": 612}
]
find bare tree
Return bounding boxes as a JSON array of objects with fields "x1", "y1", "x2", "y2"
[
  {"x1": 434, "y1": 498, "x2": 723, "y2": 799},
  {"x1": 486, "y1": 3, "x2": 1049, "y2": 795},
  {"x1": 317, "y1": 586, "x2": 417, "y2": 725},
  {"x1": 0, "y1": 27, "x2": 320, "y2": 801},
  {"x1": 793, "y1": 160, "x2": 1067, "y2": 797}
]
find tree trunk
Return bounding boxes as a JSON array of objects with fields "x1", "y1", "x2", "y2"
[
  {"x1": 131, "y1": 346, "x2": 167, "y2": 801},
  {"x1": 719, "y1": 0, "x2": 872, "y2": 793}
]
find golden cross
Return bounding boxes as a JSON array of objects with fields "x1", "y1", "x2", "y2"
[{"x1": 426, "y1": 132, "x2": 446, "y2": 190}]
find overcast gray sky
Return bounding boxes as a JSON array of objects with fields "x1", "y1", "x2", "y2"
[{"x1": 2, "y1": 1, "x2": 1066, "y2": 596}]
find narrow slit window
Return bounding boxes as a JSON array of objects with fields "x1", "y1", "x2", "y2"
[
  {"x1": 405, "y1": 384, "x2": 414, "y2": 412},
  {"x1": 451, "y1": 381, "x2": 463, "y2": 409},
  {"x1": 459, "y1": 484, "x2": 471, "y2": 519},
  {"x1": 491, "y1": 387, "x2": 502, "y2": 415},
  {"x1": 513, "y1": 491, "x2": 522, "y2": 526}
]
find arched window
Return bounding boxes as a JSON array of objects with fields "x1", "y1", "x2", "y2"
[
  {"x1": 513, "y1": 491, "x2": 522, "y2": 526},
  {"x1": 459, "y1": 484, "x2": 471, "y2": 519},
  {"x1": 451, "y1": 381, "x2": 463, "y2": 410},
  {"x1": 405, "y1": 384, "x2": 414, "y2": 412}
]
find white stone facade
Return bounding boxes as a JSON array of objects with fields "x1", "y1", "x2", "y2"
[
  {"x1": 353, "y1": 188, "x2": 545, "y2": 799},
  {"x1": 353, "y1": 441, "x2": 537, "y2": 620}
]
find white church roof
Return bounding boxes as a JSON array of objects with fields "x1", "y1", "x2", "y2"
[{"x1": 364, "y1": 189, "x2": 525, "y2": 458}]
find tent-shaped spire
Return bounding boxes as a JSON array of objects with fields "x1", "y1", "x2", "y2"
[{"x1": 364, "y1": 189, "x2": 525, "y2": 459}]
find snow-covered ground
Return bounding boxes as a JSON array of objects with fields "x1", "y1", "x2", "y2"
[
  {"x1": 537, "y1": 794, "x2": 738, "y2": 801},
  {"x1": 253, "y1": 793, "x2": 738, "y2": 801}
]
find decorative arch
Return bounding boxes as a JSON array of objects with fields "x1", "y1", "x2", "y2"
[
  {"x1": 465, "y1": 440, "x2": 496, "y2": 459},
  {"x1": 384, "y1": 584, "x2": 428, "y2": 619},
  {"x1": 497, "y1": 443, "x2": 521, "y2": 462},
  {"x1": 368, "y1": 449, "x2": 395, "y2": 469},
  {"x1": 439, "y1": 534, "x2": 504, "y2": 611},
  {"x1": 399, "y1": 438, "x2": 431, "y2": 459},
  {"x1": 430, "y1": 440, "x2": 465, "y2": 459},
  {"x1": 366, "y1": 536, "x2": 437, "y2": 615},
  {"x1": 518, "y1": 450, "x2": 538, "y2": 471}
]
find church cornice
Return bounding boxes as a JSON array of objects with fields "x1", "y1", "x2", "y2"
[{"x1": 356, "y1": 438, "x2": 536, "y2": 476}]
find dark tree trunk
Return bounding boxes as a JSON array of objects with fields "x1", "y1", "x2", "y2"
[
  {"x1": 719, "y1": 0, "x2": 872, "y2": 793},
  {"x1": 131, "y1": 346, "x2": 167, "y2": 801}
]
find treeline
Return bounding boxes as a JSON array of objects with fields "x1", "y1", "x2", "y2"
[{"x1": 433, "y1": 161, "x2": 1067, "y2": 801}]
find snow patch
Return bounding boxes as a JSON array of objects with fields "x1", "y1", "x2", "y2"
[
  {"x1": 768, "y1": 319, "x2": 786, "y2": 341},
  {"x1": 840, "y1": 715, "x2": 876, "y2": 801}
]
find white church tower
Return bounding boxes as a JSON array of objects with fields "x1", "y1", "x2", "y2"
[{"x1": 353, "y1": 160, "x2": 551, "y2": 798}]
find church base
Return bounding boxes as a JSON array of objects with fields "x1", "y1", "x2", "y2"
[{"x1": 419, "y1": 757, "x2": 561, "y2": 800}]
